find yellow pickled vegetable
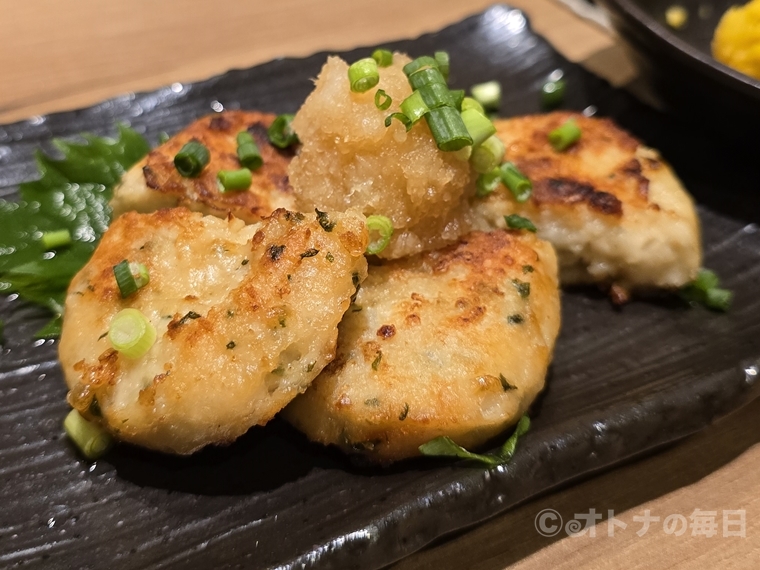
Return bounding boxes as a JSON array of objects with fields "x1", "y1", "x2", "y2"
[{"x1": 712, "y1": 0, "x2": 760, "y2": 80}]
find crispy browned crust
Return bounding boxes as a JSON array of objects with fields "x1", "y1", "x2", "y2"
[
  {"x1": 498, "y1": 112, "x2": 657, "y2": 216},
  {"x1": 59, "y1": 207, "x2": 369, "y2": 454},
  {"x1": 284, "y1": 230, "x2": 561, "y2": 463},
  {"x1": 140, "y1": 111, "x2": 296, "y2": 222}
]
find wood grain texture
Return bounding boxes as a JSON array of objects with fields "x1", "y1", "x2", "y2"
[
  {"x1": 0, "y1": 0, "x2": 623, "y2": 124},
  {"x1": 1, "y1": 1, "x2": 757, "y2": 569}
]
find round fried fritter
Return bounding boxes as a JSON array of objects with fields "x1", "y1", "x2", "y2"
[
  {"x1": 288, "y1": 55, "x2": 477, "y2": 260},
  {"x1": 472, "y1": 112, "x2": 702, "y2": 294},
  {"x1": 59, "y1": 207, "x2": 367, "y2": 454},
  {"x1": 110, "y1": 111, "x2": 297, "y2": 222},
  {"x1": 282, "y1": 230, "x2": 560, "y2": 463}
]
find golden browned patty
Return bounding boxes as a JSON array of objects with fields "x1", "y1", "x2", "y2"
[
  {"x1": 110, "y1": 111, "x2": 297, "y2": 222},
  {"x1": 472, "y1": 112, "x2": 702, "y2": 296},
  {"x1": 59, "y1": 207, "x2": 367, "y2": 454},
  {"x1": 283, "y1": 230, "x2": 560, "y2": 463}
]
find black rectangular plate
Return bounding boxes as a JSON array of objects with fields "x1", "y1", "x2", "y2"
[{"x1": 1, "y1": 5, "x2": 759, "y2": 569}]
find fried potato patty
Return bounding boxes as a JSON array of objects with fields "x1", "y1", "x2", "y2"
[
  {"x1": 283, "y1": 230, "x2": 560, "y2": 463},
  {"x1": 59, "y1": 207, "x2": 367, "y2": 454},
  {"x1": 110, "y1": 111, "x2": 296, "y2": 222},
  {"x1": 472, "y1": 113, "x2": 702, "y2": 295}
]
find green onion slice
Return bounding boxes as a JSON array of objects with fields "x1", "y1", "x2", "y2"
[
  {"x1": 476, "y1": 168, "x2": 502, "y2": 198},
  {"x1": 158, "y1": 131, "x2": 171, "y2": 144},
  {"x1": 372, "y1": 49, "x2": 393, "y2": 67},
  {"x1": 218, "y1": 168, "x2": 252, "y2": 192},
  {"x1": 470, "y1": 134, "x2": 505, "y2": 174},
  {"x1": 500, "y1": 162, "x2": 532, "y2": 202},
  {"x1": 450, "y1": 89, "x2": 465, "y2": 110},
  {"x1": 409, "y1": 67, "x2": 447, "y2": 90},
  {"x1": 461, "y1": 108, "x2": 496, "y2": 147},
  {"x1": 680, "y1": 268, "x2": 733, "y2": 311},
  {"x1": 402, "y1": 56, "x2": 440, "y2": 77},
  {"x1": 41, "y1": 229, "x2": 72, "y2": 249},
  {"x1": 384, "y1": 112, "x2": 413, "y2": 131},
  {"x1": 374, "y1": 89, "x2": 392, "y2": 111},
  {"x1": 417, "y1": 82, "x2": 456, "y2": 110},
  {"x1": 348, "y1": 57, "x2": 380, "y2": 93},
  {"x1": 434, "y1": 51, "x2": 450, "y2": 80},
  {"x1": 365, "y1": 215, "x2": 394, "y2": 255},
  {"x1": 505, "y1": 214, "x2": 537, "y2": 232},
  {"x1": 541, "y1": 79, "x2": 566, "y2": 109},
  {"x1": 426, "y1": 106, "x2": 473, "y2": 151},
  {"x1": 268, "y1": 114, "x2": 299, "y2": 148},
  {"x1": 400, "y1": 91, "x2": 430, "y2": 124},
  {"x1": 461, "y1": 96, "x2": 485, "y2": 115},
  {"x1": 174, "y1": 140, "x2": 210, "y2": 177},
  {"x1": 63, "y1": 409, "x2": 113, "y2": 460},
  {"x1": 470, "y1": 80, "x2": 501, "y2": 111},
  {"x1": 108, "y1": 308, "x2": 157, "y2": 359},
  {"x1": 113, "y1": 259, "x2": 149, "y2": 298},
  {"x1": 236, "y1": 131, "x2": 263, "y2": 171},
  {"x1": 548, "y1": 118, "x2": 581, "y2": 151}
]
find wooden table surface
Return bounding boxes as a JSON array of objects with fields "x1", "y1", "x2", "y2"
[{"x1": 2, "y1": 0, "x2": 758, "y2": 568}]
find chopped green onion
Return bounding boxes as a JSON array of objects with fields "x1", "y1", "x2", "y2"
[
  {"x1": 400, "y1": 91, "x2": 430, "y2": 124},
  {"x1": 541, "y1": 79, "x2": 566, "y2": 109},
  {"x1": 268, "y1": 114, "x2": 299, "y2": 148},
  {"x1": 470, "y1": 134, "x2": 505, "y2": 173},
  {"x1": 384, "y1": 112, "x2": 413, "y2": 131},
  {"x1": 113, "y1": 259, "x2": 149, "y2": 298},
  {"x1": 236, "y1": 131, "x2": 263, "y2": 171},
  {"x1": 108, "y1": 308, "x2": 156, "y2": 359},
  {"x1": 348, "y1": 57, "x2": 380, "y2": 93},
  {"x1": 158, "y1": 131, "x2": 170, "y2": 144},
  {"x1": 680, "y1": 268, "x2": 733, "y2": 311},
  {"x1": 217, "y1": 168, "x2": 252, "y2": 192},
  {"x1": 365, "y1": 215, "x2": 394, "y2": 255},
  {"x1": 409, "y1": 67, "x2": 447, "y2": 90},
  {"x1": 500, "y1": 162, "x2": 532, "y2": 202},
  {"x1": 476, "y1": 168, "x2": 502, "y2": 197},
  {"x1": 461, "y1": 109, "x2": 496, "y2": 147},
  {"x1": 461, "y1": 96, "x2": 485, "y2": 115},
  {"x1": 372, "y1": 49, "x2": 393, "y2": 67},
  {"x1": 402, "y1": 56, "x2": 440, "y2": 77},
  {"x1": 63, "y1": 409, "x2": 113, "y2": 460},
  {"x1": 174, "y1": 140, "x2": 210, "y2": 177},
  {"x1": 374, "y1": 89, "x2": 392, "y2": 111},
  {"x1": 40, "y1": 229, "x2": 72, "y2": 249},
  {"x1": 450, "y1": 89, "x2": 465, "y2": 110},
  {"x1": 505, "y1": 214, "x2": 537, "y2": 232},
  {"x1": 418, "y1": 83, "x2": 456, "y2": 110},
  {"x1": 434, "y1": 51, "x2": 450, "y2": 80},
  {"x1": 426, "y1": 106, "x2": 473, "y2": 151},
  {"x1": 470, "y1": 80, "x2": 501, "y2": 111},
  {"x1": 548, "y1": 118, "x2": 581, "y2": 151}
]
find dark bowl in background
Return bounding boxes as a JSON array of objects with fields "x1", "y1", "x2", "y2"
[{"x1": 597, "y1": 0, "x2": 760, "y2": 149}]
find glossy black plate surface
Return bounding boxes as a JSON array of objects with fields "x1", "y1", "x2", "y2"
[
  {"x1": 598, "y1": 0, "x2": 760, "y2": 146},
  {"x1": 1, "y1": 5, "x2": 760, "y2": 569}
]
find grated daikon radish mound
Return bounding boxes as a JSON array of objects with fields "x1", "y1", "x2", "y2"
[{"x1": 289, "y1": 55, "x2": 477, "y2": 259}]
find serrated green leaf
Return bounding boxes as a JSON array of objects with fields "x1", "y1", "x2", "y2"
[{"x1": 0, "y1": 126, "x2": 149, "y2": 337}]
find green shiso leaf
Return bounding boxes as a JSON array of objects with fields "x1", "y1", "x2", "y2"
[
  {"x1": 419, "y1": 415, "x2": 531, "y2": 467},
  {"x1": 0, "y1": 124, "x2": 150, "y2": 337}
]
